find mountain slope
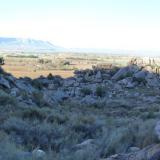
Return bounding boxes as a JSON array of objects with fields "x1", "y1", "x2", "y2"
[{"x1": 0, "y1": 37, "x2": 63, "y2": 52}]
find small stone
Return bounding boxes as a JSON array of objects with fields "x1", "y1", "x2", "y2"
[
  {"x1": 32, "y1": 149, "x2": 46, "y2": 160},
  {"x1": 128, "y1": 147, "x2": 140, "y2": 153}
]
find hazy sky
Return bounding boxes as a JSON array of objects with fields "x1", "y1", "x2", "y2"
[{"x1": 0, "y1": 0, "x2": 160, "y2": 50}]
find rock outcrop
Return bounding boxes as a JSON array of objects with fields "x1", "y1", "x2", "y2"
[
  {"x1": 103, "y1": 144, "x2": 160, "y2": 160},
  {"x1": 0, "y1": 59, "x2": 159, "y2": 107}
]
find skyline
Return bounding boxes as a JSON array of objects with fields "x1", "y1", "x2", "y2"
[{"x1": 0, "y1": 0, "x2": 160, "y2": 51}]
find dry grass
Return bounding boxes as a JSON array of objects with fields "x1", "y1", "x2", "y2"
[
  {"x1": 2, "y1": 65, "x2": 74, "y2": 78},
  {"x1": 1, "y1": 54, "x2": 134, "y2": 78}
]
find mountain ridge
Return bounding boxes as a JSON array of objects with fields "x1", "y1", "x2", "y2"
[{"x1": 0, "y1": 37, "x2": 63, "y2": 52}]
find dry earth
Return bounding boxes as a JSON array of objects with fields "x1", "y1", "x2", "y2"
[{"x1": 1, "y1": 53, "x2": 132, "y2": 78}]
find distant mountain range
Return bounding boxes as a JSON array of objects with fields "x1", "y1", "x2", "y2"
[
  {"x1": 0, "y1": 37, "x2": 64, "y2": 52},
  {"x1": 0, "y1": 37, "x2": 160, "y2": 56}
]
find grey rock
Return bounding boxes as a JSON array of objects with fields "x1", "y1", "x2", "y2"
[
  {"x1": 6, "y1": 75, "x2": 17, "y2": 83},
  {"x1": 69, "y1": 88, "x2": 76, "y2": 97},
  {"x1": 146, "y1": 76, "x2": 160, "y2": 87},
  {"x1": 73, "y1": 139, "x2": 95, "y2": 150},
  {"x1": 118, "y1": 77, "x2": 137, "y2": 88},
  {"x1": 126, "y1": 82, "x2": 135, "y2": 88},
  {"x1": 114, "y1": 84, "x2": 123, "y2": 91},
  {"x1": 64, "y1": 79, "x2": 76, "y2": 87},
  {"x1": 105, "y1": 144, "x2": 160, "y2": 160},
  {"x1": 53, "y1": 90, "x2": 69, "y2": 102},
  {"x1": 15, "y1": 80, "x2": 35, "y2": 93},
  {"x1": 74, "y1": 82, "x2": 80, "y2": 87},
  {"x1": 146, "y1": 72, "x2": 155, "y2": 79},
  {"x1": 111, "y1": 66, "x2": 135, "y2": 81},
  {"x1": 32, "y1": 149, "x2": 46, "y2": 160},
  {"x1": 118, "y1": 77, "x2": 133, "y2": 86},
  {"x1": 0, "y1": 76, "x2": 10, "y2": 88},
  {"x1": 76, "y1": 77, "x2": 84, "y2": 83},
  {"x1": 81, "y1": 95, "x2": 97, "y2": 105},
  {"x1": 134, "y1": 92, "x2": 140, "y2": 97},
  {"x1": 128, "y1": 147, "x2": 140, "y2": 153},
  {"x1": 134, "y1": 70, "x2": 147, "y2": 80},
  {"x1": 74, "y1": 87, "x2": 82, "y2": 97},
  {"x1": 95, "y1": 71, "x2": 102, "y2": 79},
  {"x1": 103, "y1": 73, "x2": 111, "y2": 79},
  {"x1": 47, "y1": 83, "x2": 56, "y2": 90},
  {"x1": 10, "y1": 87, "x2": 20, "y2": 97},
  {"x1": 84, "y1": 73, "x2": 93, "y2": 82}
]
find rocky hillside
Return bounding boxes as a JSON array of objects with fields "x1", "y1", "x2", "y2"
[
  {"x1": 3, "y1": 58, "x2": 160, "y2": 107},
  {"x1": 1, "y1": 58, "x2": 160, "y2": 159}
]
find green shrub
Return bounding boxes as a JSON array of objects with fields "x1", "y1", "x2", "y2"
[
  {"x1": 98, "y1": 119, "x2": 157, "y2": 158},
  {"x1": 0, "y1": 91, "x2": 17, "y2": 106},
  {"x1": 80, "y1": 87, "x2": 92, "y2": 96},
  {"x1": 46, "y1": 113, "x2": 68, "y2": 124},
  {"x1": 31, "y1": 80, "x2": 43, "y2": 89},
  {"x1": 96, "y1": 85, "x2": 106, "y2": 97},
  {"x1": 32, "y1": 91, "x2": 46, "y2": 107},
  {"x1": 20, "y1": 107, "x2": 49, "y2": 121},
  {"x1": 141, "y1": 111, "x2": 156, "y2": 120}
]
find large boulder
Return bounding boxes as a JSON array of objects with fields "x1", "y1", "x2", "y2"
[
  {"x1": 0, "y1": 76, "x2": 10, "y2": 89},
  {"x1": 112, "y1": 65, "x2": 139, "y2": 81},
  {"x1": 134, "y1": 70, "x2": 147, "y2": 80},
  {"x1": 96, "y1": 71, "x2": 102, "y2": 79},
  {"x1": 112, "y1": 67, "x2": 129, "y2": 80}
]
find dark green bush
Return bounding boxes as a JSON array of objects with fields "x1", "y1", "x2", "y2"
[
  {"x1": 80, "y1": 87, "x2": 92, "y2": 96},
  {"x1": 96, "y1": 85, "x2": 106, "y2": 97},
  {"x1": 0, "y1": 91, "x2": 17, "y2": 106}
]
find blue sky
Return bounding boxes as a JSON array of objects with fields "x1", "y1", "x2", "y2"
[{"x1": 0, "y1": 0, "x2": 160, "y2": 50}]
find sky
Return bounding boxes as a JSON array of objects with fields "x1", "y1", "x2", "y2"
[{"x1": 0, "y1": 0, "x2": 160, "y2": 50}]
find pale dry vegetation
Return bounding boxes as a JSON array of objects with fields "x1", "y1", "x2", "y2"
[{"x1": 1, "y1": 53, "x2": 132, "y2": 79}]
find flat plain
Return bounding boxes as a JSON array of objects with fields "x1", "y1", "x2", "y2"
[{"x1": 1, "y1": 53, "x2": 131, "y2": 78}]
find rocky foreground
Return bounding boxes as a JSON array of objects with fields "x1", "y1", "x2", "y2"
[{"x1": 1, "y1": 58, "x2": 160, "y2": 159}]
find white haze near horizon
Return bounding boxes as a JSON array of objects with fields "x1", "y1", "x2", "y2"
[{"x1": 0, "y1": 0, "x2": 160, "y2": 53}]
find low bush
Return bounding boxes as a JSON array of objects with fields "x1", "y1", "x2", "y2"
[
  {"x1": 0, "y1": 90, "x2": 17, "y2": 106},
  {"x1": 80, "y1": 87, "x2": 92, "y2": 96},
  {"x1": 96, "y1": 85, "x2": 106, "y2": 97}
]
